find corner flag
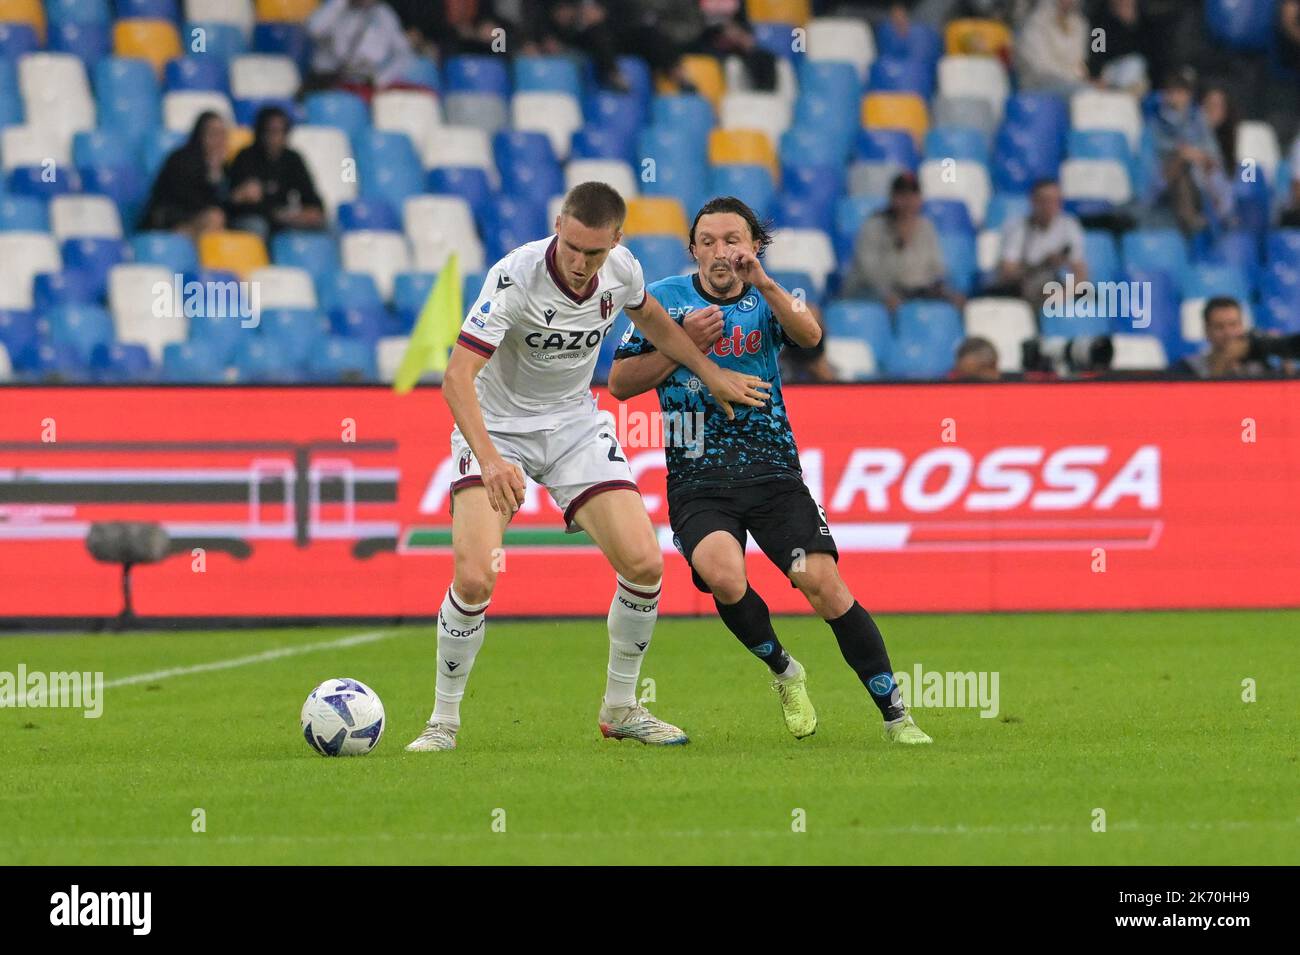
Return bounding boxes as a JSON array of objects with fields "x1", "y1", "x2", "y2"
[{"x1": 394, "y1": 253, "x2": 462, "y2": 393}]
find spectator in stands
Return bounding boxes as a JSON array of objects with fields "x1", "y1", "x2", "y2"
[
  {"x1": 1172, "y1": 297, "x2": 1267, "y2": 378},
  {"x1": 605, "y1": 1, "x2": 705, "y2": 92},
  {"x1": 1014, "y1": 0, "x2": 1089, "y2": 94},
  {"x1": 139, "y1": 111, "x2": 230, "y2": 238},
  {"x1": 1087, "y1": 0, "x2": 1150, "y2": 95},
  {"x1": 389, "y1": 1, "x2": 521, "y2": 58},
  {"x1": 227, "y1": 107, "x2": 326, "y2": 241},
  {"x1": 533, "y1": 2, "x2": 630, "y2": 90},
  {"x1": 1200, "y1": 85, "x2": 1239, "y2": 176},
  {"x1": 992, "y1": 178, "x2": 1088, "y2": 309},
  {"x1": 1149, "y1": 67, "x2": 1234, "y2": 235},
  {"x1": 1278, "y1": 0, "x2": 1300, "y2": 75},
  {"x1": 841, "y1": 172, "x2": 966, "y2": 312},
  {"x1": 950, "y1": 336, "x2": 1001, "y2": 381},
  {"x1": 306, "y1": 0, "x2": 414, "y2": 94},
  {"x1": 693, "y1": 0, "x2": 777, "y2": 92},
  {"x1": 1280, "y1": 135, "x2": 1300, "y2": 228}
]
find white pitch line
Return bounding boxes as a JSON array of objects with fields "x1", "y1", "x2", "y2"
[{"x1": 102, "y1": 630, "x2": 400, "y2": 689}]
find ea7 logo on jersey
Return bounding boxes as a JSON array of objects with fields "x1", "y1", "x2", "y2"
[{"x1": 525, "y1": 324, "x2": 615, "y2": 351}]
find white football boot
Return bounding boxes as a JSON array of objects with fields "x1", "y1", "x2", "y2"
[
  {"x1": 598, "y1": 703, "x2": 689, "y2": 745},
  {"x1": 405, "y1": 720, "x2": 459, "y2": 752}
]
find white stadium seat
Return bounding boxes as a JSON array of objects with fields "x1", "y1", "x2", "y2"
[
  {"x1": 404, "y1": 196, "x2": 485, "y2": 273},
  {"x1": 963, "y1": 298, "x2": 1036, "y2": 372},
  {"x1": 1109, "y1": 333, "x2": 1167, "y2": 370},
  {"x1": 848, "y1": 159, "x2": 903, "y2": 197},
  {"x1": 424, "y1": 125, "x2": 494, "y2": 175},
  {"x1": 185, "y1": 0, "x2": 254, "y2": 37},
  {"x1": 375, "y1": 335, "x2": 411, "y2": 383},
  {"x1": 1060, "y1": 158, "x2": 1132, "y2": 205},
  {"x1": 50, "y1": 195, "x2": 124, "y2": 241},
  {"x1": 249, "y1": 265, "x2": 317, "y2": 313},
  {"x1": 229, "y1": 54, "x2": 301, "y2": 100},
  {"x1": 2, "y1": 124, "x2": 71, "y2": 171},
  {"x1": 563, "y1": 159, "x2": 638, "y2": 199},
  {"x1": 920, "y1": 158, "x2": 991, "y2": 226},
  {"x1": 937, "y1": 55, "x2": 1008, "y2": 121},
  {"x1": 807, "y1": 17, "x2": 877, "y2": 79},
  {"x1": 164, "y1": 90, "x2": 234, "y2": 132},
  {"x1": 289, "y1": 125, "x2": 357, "y2": 219},
  {"x1": 977, "y1": 228, "x2": 1002, "y2": 274},
  {"x1": 108, "y1": 263, "x2": 186, "y2": 361},
  {"x1": 372, "y1": 90, "x2": 443, "y2": 166},
  {"x1": 764, "y1": 228, "x2": 837, "y2": 294},
  {"x1": 0, "y1": 232, "x2": 61, "y2": 310},
  {"x1": 720, "y1": 91, "x2": 792, "y2": 151},
  {"x1": 826, "y1": 336, "x2": 878, "y2": 380},
  {"x1": 1070, "y1": 89, "x2": 1142, "y2": 152},
  {"x1": 1180, "y1": 297, "x2": 1253, "y2": 342},
  {"x1": 0, "y1": 342, "x2": 11, "y2": 382},
  {"x1": 18, "y1": 53, "x2": 96, "y2": 141},
  {"x1": 1236, "y1": 121, "x2": 1280, "y2": 183},
  {"x1": 511, "y1": 92, "x2": 582, "y2": 161},
  {"x1": 341, "y1": 231, "x2": 412, "y2": 302}
]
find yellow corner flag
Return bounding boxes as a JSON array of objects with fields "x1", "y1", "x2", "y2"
[{"x1": 394, "y1": 253, "x2": 462, "y2": 393}]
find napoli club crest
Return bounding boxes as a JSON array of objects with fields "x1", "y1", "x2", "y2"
[
  {"x1": 458, "y1": 449, "x2": 473, "y2": 475},
  {"x1": 600, "y1": 290, "x2": 614, "y2": 320}
]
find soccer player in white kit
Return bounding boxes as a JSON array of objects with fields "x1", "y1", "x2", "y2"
[{"x1": 406, "y1": 183, "x2": 770, "y2": 751}]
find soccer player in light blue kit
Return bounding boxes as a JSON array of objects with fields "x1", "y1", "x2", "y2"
[{"x1": 609, "y1": 197, "x2": 931, "y2": 745}]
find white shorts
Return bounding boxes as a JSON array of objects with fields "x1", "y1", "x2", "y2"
[{"x1": 449, "y1": 406, "x2": 637, "y2": 529}]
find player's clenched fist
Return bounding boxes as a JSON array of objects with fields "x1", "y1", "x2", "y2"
[
  {"x1": 700, "y1": 366, "x2": 771, "y2": 420},
  {"x1": 481, "y1": 456, "x2": 526, "y2": 514},
  {"x1": 683, "y1": 304, "x2": 725, "y2": 352}
]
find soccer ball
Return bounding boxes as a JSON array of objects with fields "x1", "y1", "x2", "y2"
[{"x1": 300, "y1": 678, "x2": 385, "y2": 756}]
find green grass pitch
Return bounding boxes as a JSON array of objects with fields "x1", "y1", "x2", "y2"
[{"x1": 2, "y1": 611, "x2": 1296, "y2": 865}]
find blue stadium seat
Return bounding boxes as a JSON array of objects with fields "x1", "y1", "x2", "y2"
[
  {"x1": 1004, "y1": 93, "x2": 1068, "y2": 138},
  {"x1": 356, "y1": 130, "x2": 424, "y2": 210},
  {"x1": 615, "y1": 55, "x2": 652, "y2": 108},
  {"x1": 825, "y1": 300, "x2": 893, "y2": 365},
  {"x1": 90, "y1": 342, "x2": 154, "y2": 382},
  {"x1": 639, "y1": 125, "x2": 708, "y2": 171},
  {"x1": 62, "y1": 237, "x2": 126, "y2": 299},
  {"x1": 253, "y1": 22, "x2": 310, "y2": 72},
  {"x1": 834, "y1": 194, "x2": 887, "y2": 262},
  {"x1": 74, "y1": 129, "x2": 138, "y2": 168},
  {"x1": 260, "y1": 307, "x2": 330, "y2": 365},
  {"x1": 271, "y1": 231, "x2": 341, "y2": 288},
  {"x1": 338, "y1": 198, "x2": 400, "y2": 232},
  {"x1": 50, "y1": 21, "x2": 112, "y2": 66},
  {"x1": 480, "y1": 193, "x2": 547, "y2": 260},
  {"x1": 514, "y1": 55, "x2": 582, "y2": 99},
  {"x1": 585, "y1": 91, "x2": 644, "y2": 137},
  {"x1": 798, "y1": 61, "x2": 861, "y2": 106},
  {"x1": 753, "y1": 21, "x2": 798, "y2": 60},
  {"x1": 307, "y1": 336, "x2": 378, "y2": 382},
  {"x1": 1083, "y1": 230, "x2": 1121, "y2": 285},
  {"x1": 709, "y1": 165, "x2": 775, "y2": 218},
  {"x1": 34, "y1": 270, "x2": 96, "y2": 311},
  {"x1": 868, "y1": 55, "x2": 933, "y2": 98},
  {"x1": 305, "y1": 91, "x2": 370, "y2": 141},
  {"x1": 1123, "y1": 267, "x2": 1181, "y2": 345},
  {"x1": 494, "y1": 130, "x2": 563, "y2": 203},
  {"x1": 461, "y1": 271, "x2": 487, "y2": 307},
  {"x1": 119, "y1": 0, "x2": 179, "y2": 20},
  {"x1": 0, "y1": 308, "x2": 40, "y2": 359},
  {"x1": 318, "y1": 273, "x2": 382, "y2": 314},
  {"x1": 80, "y1": 162, "x2": 149, "y2": 226},
  {"x1": 329, "y1": 305, "x2": 391, "y2": 343},
  {"x1": 48, "y1": 0, "x2": 112, "y2": 24},
  {"x1": 571, "y1": 125, "x2": 635, "y2": 164},
  {"x1": 234, "y1": 96, "x2": 300, "y2": 127},
  {"x1": 782, "y1": 124, "x2": 852, "y2": 167},
  {"x1": 394, "y1": 56, "x2": 441, "y2": 92},
  {"x1": 44, "y1": 304, "x2": 115, "y2": 362},
  {"x1": 783, "y1": 162, "x2": 843, "y2": 210},
  {"x1": 1067, "y1": 129, "x2": 1130, "y2": 165},
  {"x1": 774, "y1": 194, "x2": 832, "y2": 231},
  {"x1": 875, "y1": 19, "x2": 942, "y2": 66},
  {"x1": 231, "y1": 336, "x2": 300, "y2": 382},
  {"x1": 1122, "y1": 228, "x2": 1189, "y2": 284},
  {"x1": 768, "y1": 269, "x2": 820, "y2": 305},
  {"x1": 393, "y1": 271, "x2": 436, "y2": 326},
  {"x1": 132, "y1": 232, "x2": 199, "y2": 274},
  {"x1": 444, "y1": 56, "x2": 510, "y2": 98},
  {"x1": 640, "y1": 159, "x2": 708, "y2": 220},
  {"x1": 14, "y1": 340, "x2": 90, "y2": 381},
  {"x1": 1258, "y1": 263, "x2": 1300, "y2": 332},
  {"x1": 1040, "y1": 311, "x2": 1113, "y2": 338},
  {"x1": 8, "y1": 166, "x2": 81, "y2": 198},
  {"x1": 165, "y1": 55, "x2": 229, "y2": 92},
  {"x1": 1205, "y1": 0, "x2": 1274, "y2": 52},
  {"x1": 793, "y1": 93, "x2": 858, "y2": 156},
  {"x1": 0, "y1": 195, "x2": 49, "y2": 231},
  {"x1": 161, "y1": 341, "x2": 227, "y2": 383},
  {"x1": 884, "y1": 336, "x2": 953, "y2": 379},
  {"x1": 923, "y1": 199, "x2": 973, "y2": 235},
  {"x1": 1182, "y1": 263, "x2": 1251, "y2": 301},
  {"x1": 95, "y1": 58, "x2": 163, "y2": 148},
  {"x1": 1195, "y1": 229, "x2": 1259, "y2": 270},
  {"x1": 187, "y1": 311, "x2": 246, "y2": 364},
  {"x1": 985, "y1": 192, "x2": 1030, "y2": 230},
  {"x1": 189, "y1": 22, "x2": 247, "y2": 59},
  {"x1": 0, "y1": 57, "x2": 22, "y2": 127},
  {"x1": 0, "y1": 24, "x2": 40, "y2": 59},
  {"x1": 651, "y1": 95, "x2": 714, "y2": 141},
  {"x1": 937, "y1": 231, "x2": 976, "y2": 294},
  {"x1": 856, "y1": 128, "x2": 919, "y2": 169},
  {"x1": 624, "y1": 236, "x2": 691, "y2": 280},
  {"x1": 924, "y1": 126, "x2": 990, "y2": 164},
  {"x1": 1266, "y1": 229, "x2": 1300, "y2": 266},
  {"x1": 896, "y1": 300, "x2": 963, "y2": 345}
]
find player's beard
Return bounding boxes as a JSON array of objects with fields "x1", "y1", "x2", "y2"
[{"x1": 702, "y1": 263, "x2": 741, "y2": 299}]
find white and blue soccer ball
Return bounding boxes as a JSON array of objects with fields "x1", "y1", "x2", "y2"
[{"x1": 300, "y1": 678, "x2": 385, "y2": 756}]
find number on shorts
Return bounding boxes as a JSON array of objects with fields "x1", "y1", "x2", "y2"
[{"x1": 602, "y1": 433, "x2": 626, "y2": 463}]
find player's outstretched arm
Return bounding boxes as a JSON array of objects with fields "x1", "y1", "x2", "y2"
[
  {"x1": 442, "y1": 345, "x2": 526, "y2": 514},
  {"x1": 729, "y1": 249, "x2": 822, "y2": 347},
  {"x1": 608, "y1": 304, "x2": 724, "y2": 400},
  {"x1": 625, "y1": 294, "x2": 770, "y2": 419}
]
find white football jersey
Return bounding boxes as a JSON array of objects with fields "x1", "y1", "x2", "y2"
[{"x1": 456, "y1": 236, "x2": 647, "y2": 426}]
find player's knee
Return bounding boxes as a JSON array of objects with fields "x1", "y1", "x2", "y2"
[
  {"x1": 621, "y1": 549, "x2": 663, "y2": 586},
  {"x1": 453, "y1": 566, "x2": 497, "y2": 605},
  {"x1": 705, "y1": 570, "x2": 748, "y2": 605}
]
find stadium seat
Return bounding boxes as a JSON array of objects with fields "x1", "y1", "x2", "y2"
[
  {"x1": 328, "y1": 301, "x2": 392, "y2": 342},
  {"x1": 336, "y1": 197, "x2": 398, "y2": 233},
  {"x1": 805, "y1": 16, "x2": 875, "y2": 79},
  {"x1": 0, "y1": 308, "x2": 40, "y2": 359},
  {"x1": 229, "y1": 53, "x2": 299, "y2": 100},
  {"x1": 479, "y1": 193, "x2": 548, "y2": 259},
  {"x1": 0, "y1": 231, "x2": 60, "y2": 309},
  {"x1": 159, "y1": 340, "x2": 225, "y2": 382},
  {"x1": 920, "y1": 159, "x2": 990, "y2": 227},
  {"x1": 923, "y1": 126, "x2": 990, "y2": 165},
  {"x1": 0, "y1": 195, "x2": 48, "y2": 232},
  {"x1": 424, "y1": 125, "x2": 494, "y2": 176},
  {"x1": 34, "y1": 269, "x2": 96, "y2": 311},
  {"x1": 1121, "y1": 228, "x2": 1188, "y2": 284},
  {"x1": 571, "y1": 124, "x2": 636, "y2": 165},
  {"x1": 1070, "y1": 89, "x2": 1142, "y2": 152},
  {"x1": 442, "y1": 91, "x2": 509, "y2": 136},
  {"x1": 511, "y1": 91, "x2": 582, "y2": 161},
  {"x1": 73, "y1": 129, "x2": 138, "y2": 170},
  {"x1": 867, "y1": 55, "x2": 934, "y2": 99},
  {"x1": 720, "y1": 92, "x2": 792, "y2": 153},
  {"x1": 963, "y1": 298, "x2": 1035, "y2": 372},
  {"x1": 49, "y1": 195, "x2": 122, "y2": 241},
  {"x1": 564, "y1": 159, "x2": 638, "y2": 199},
  {"x1": 444, "y1": 55, "x2": 509, "y2": 98},
  {"x1": 1109, "y1": 333, "x2": 1167, "y2": 370},
  {"x1": 339, "y1": 230, "x2": 409, "y2": 303},
  {"x1": 1182, "y1": 263, "x2": 1251, "y2": 302},
  {"x1": 883, "y1": 335, "x2": 952, "y2": 379},
  {"x1": 861, "y1": 93, "x2": 928, "y2": 147},
  {"x1": 1235, "y1": 121, "x2": 1280, "y2": 184},
  {"x1": 13, "y1": 340, "x2": 89, "y2": 381},
  {"x1": 1204, "y1": 0, "x2": 1274, "y2": 52},
  {"x1": 746, "y1": 0, "x2": 810, "y2": 24},
  {"x1": 494, "y1": 130, "x2": 563, "y2": 203},
  {"x1": 253, "y1": 21, "x2": 309, "y2": 70},
  {"x1": 49, "y1": 20, "x2": 111, "y2": 66},
  {"x1": 847, "y1": 160, "x2": 902, "y2": 198},
  {"x1": 304, "y1": 91, "x2": 369, "y2": 141},
  {"x1": 585, "y1": 90, "x2": 645, "y2": 138},
  {"x1": 259, "y1": 306, "x2": 329, "y2": 365},
  {"x1": 936, "y1": 55, "x2": 1007, "y2": 121},
  {"x1": 256, "y1": 0, "x2": 319, "y2": 22},
  {"x1": 897, "y1": 299, "x2": 963, "y2": 343},
  {"x1": 165, "y1": 54, "x2": 228, "y2": 92},
  {"x1": 1059, "y1": 158, "x2": 1131, "y2": 212},
  {"x1": 0, "y1": 0, "x2": 45, "y2": 41},
  {"x1": 708, "y1": 163, "x2": 775, "y2": 218},
  {"x1": 856, "y1": 127, "x2": 919, "y2": 168},
  {"x1": 1121, "y1": 267, "x2": 1181, "y2": 344},
  {"x1": 187, "y1": 0, "x2": 253, "y2": 33},
  {"x1": 113, "y1": 19, "x2": 183, "y2": 74},
  {"x1": 163, "y1": 90, "x2": 234, "y2": 131},
  {"x1": 190, "y1": 21, "x2": 248, "y2": 59},
  {"x1": 427, "y1": 166, "x2": 493, "y2": 222},
  {"x1": 1266, "y1": 229, "x2": 1300, "y2": 266},
  {"x1": 44, "y1": 303, "x2": 115, "y2": 363},
  {"x1": 937, "y1": 229, "x2": 976, "y2": 293},
  {"x1": 271, "y1": 230, "x2": 340, "y2": 287},
  {"x1": 764, "y1": 227, "x2": 835, "y2": 294},
  {"x1": 374, "y1": 335, "x2": 409, "y2": 383},
  {"x1": 651, "y1": 95, "x2": 714, "y2": 141},
  {"x1": 90, "y1": 341, "x2": 154, "y2": 382},
  {"x1": 94, "y1": 57, "x2": 163, "y2": 144},
  {"x1": 392, "y1": 271, "x2": 436, "y2": 322},
  {"x1": 944, "y1": 18, "x2": 1011, "y2": 56},
  {"x1": 198, "y1": 230, "x2": 268, "y2": 278},
  {"x1": 108, "y1": 262, "x2": 184, "y2": 360},
  {"x1": 20, "y1": 52, "x2": 97, "y2": 136},
  {"x1": 249, "y1": 264, "x2": 316, "y2": 314},
  {"x1": 514, "y1": 55, "x2": 582, "y2": 99},
  {"x1": 984, "y1": 192, "x2": 1029, "y2": 230},
  {"x1": 372, "y1": 89, "x2": 442, "y2": 166},
  {"x1": 677, "y1": 55, "x2": 726, "y2": 107},
  {"x1": 289, "y1": 125, "x2": 356, "y2": 219},
  {"x1": 624, "y1": 235, "x2": 691, "y2": 280},
  {"x1": 61, "y1": 235, "x2": 125, "y2": 298},
  {"x1": 932, "y1": 94, "x2": 997, "y2": 138},
  {"x1": 307, "y1": 335, "x2": 377, "y2": 382},
  {"x1": 7, "y1": 165, "x2": 82, "y2": 198},
  {"x1": 404, "y1": 195, "x2": 484, "y2": 274},
  {"x1": 356, "y1": 129, "x2": 424, "y2": 211},
  {"x1": 709, "y1": 128, "x2": 778, "y2": 176},
  {"x1": 824, "y1": 299, "x2": 892, "y2": 371},
  {"x1": 833, "y1": 193, "x2": 886, "y2": 260}
]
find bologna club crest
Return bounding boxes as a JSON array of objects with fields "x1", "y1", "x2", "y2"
[
  {"x1": 600, "y1": 290, "x2": 614, "y2": 320},
  {"x1": 458, "y1": 449, "x2": 473, "y2": 475}
]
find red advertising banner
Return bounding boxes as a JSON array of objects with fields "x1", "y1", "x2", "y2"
[{"x1": 1, "y1": 382, "x2": 1298, "y2": 619}]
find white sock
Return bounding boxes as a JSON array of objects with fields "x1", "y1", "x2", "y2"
[
  {"x1": 431, "y1": 587, "x2": 488, "y2": 726},
  {"x1": 775, "y1": 657, "x2": 802, "y2": 683},
  {"x1": 604, "y1": 573, "x2": 660, "y2": 709}
]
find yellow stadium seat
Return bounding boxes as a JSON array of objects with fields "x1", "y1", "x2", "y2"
[
  {"x1": 0, "y1": 0, "x2": 45, "y2": 42},
  {"x1": 862, "y1": 93, "x2": 929, "y2": 148},
  {"x1": 678, "y1": 54, "x2": 726, "y2": 107},
  {"x1": 199, "y1": 230, "x2": 269, "y2": 279},
  {"x1": 113, "y1": 19, "x2": 183, "y2": 75},
  {"x1": 746, "y1": 0, "x2": 810, "y2": 26},
  {"x1": 708, "y1": 128, "x2": 777, "y2": 176},
  {"x1": 945, "y1": 18, "x2": 1013, "y2": 56},
  {"x1": 623, "y1": 197, "x2": 689, "y2": 240},
  {"x1": 256, "y1": 0, "x2": 320, "y2": 22},
  {"x1": 227, "y1": 126, "x2": 254, "y2": 161}
]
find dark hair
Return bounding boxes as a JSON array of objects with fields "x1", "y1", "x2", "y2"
[
  {"x1": 1203, "y1": 296, "x2": 1241, "y2": 324},
  {"x1": 890, "y1": 171, "x2": 920, "y2": 195},
  {"x1": 184, "y1": 110, "x2": 225, "y2": 152},
  {"x1": 253, "y1": 105, "x2": 292, "y2": 144},
  {"x1": 956, "y1": 336, "x2": 997, "y2": 362},
  {"x1": 560, "y1": 181, "x2": 626, "y2": 229},
  {"x1": 1030, "y1": 177, "x2": 1060, "y2": 194},
  {"x1": 689, "y1": 196, "x2": 774, "y2": 256}
]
